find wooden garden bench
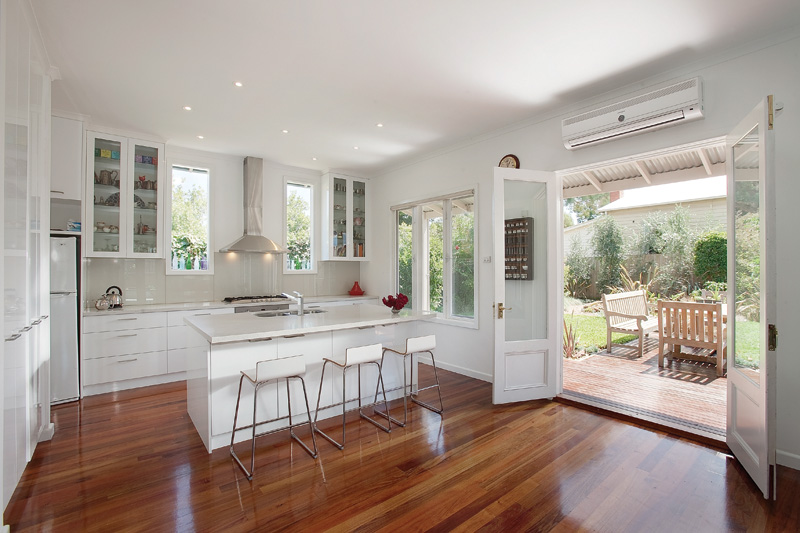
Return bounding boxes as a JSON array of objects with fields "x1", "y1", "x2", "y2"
[
  {"x1": 657, "y1": 300, "x2": 727, "y2": 377},
  {"x1": 602, "y1": 290, "x2": 658, "y2": 358}
]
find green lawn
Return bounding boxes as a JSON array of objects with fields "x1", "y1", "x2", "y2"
[
  {"x1": 563, "y1": 314, "x2": 636, "y2": 351},
  {"x1": 734, "y1": 320, "x2": 760, "y2": 369}
]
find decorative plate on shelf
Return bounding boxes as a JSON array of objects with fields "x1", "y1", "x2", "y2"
[
  {"x1": 105, "y1": 192, "x2": 120, "y2": 206},
  {"x1": 133, "y1": 194, "x2": 146, "y2": 208}
]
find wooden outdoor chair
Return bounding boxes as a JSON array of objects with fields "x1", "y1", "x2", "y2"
[
  {"x1": 602, "y1": 290, "x2": 658, "y2": 358},
  {"x1": 657, "y1": 300, "x2": 727, "y2": 377}
]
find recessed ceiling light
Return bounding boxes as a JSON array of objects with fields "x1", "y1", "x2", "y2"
[
  {"x1": 183, "y1": 106, "x2": 192, "y2": 111},
  {"x1": 353, "y1": 146, "x2": 359, "y2": 150},
  {"x1": 282, "y1": 129, "x2": 289, "y2": 134},
  {"x1": 312, "y1": 157, "x2": 317, "y2": 161},
  {"x1": 376, "y1": 123, "x2": 383, "y2": 128},
  {"x1": 233, "y1": 81, "x2": 243, "y2": 87},
  {"x1": 197, "y1": 135, "x2": 204, "y2": 139}
]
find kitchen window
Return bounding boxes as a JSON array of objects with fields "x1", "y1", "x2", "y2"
[
  {"x1": 284, "y1": 179, "x2": 315, "y2": 273},
  {"x1": 393, "y1": 189, "x2": 477, "y2": 326},
  {"x1": 168, "y1": 165, "x2": 212, "y2": 274}
]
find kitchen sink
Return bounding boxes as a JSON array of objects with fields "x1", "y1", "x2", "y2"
[{"x1": 254, "y1": 309, "x2": 327, "y2": 318}]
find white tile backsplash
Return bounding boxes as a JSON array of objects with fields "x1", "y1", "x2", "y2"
[{"x1": 84, "y1": 254, "x2": 362, "y2": 308}]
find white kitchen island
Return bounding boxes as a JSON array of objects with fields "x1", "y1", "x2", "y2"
[{"x1": 184, "y1": 304, "x2": 435, "y2": 452}]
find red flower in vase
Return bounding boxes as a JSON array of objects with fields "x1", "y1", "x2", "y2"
[{"x1": 382, "y1": 293, "x2": 409, "y2": 311}]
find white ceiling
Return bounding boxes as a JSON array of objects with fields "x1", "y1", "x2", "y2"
[{"x1": 32, "y1": 0, "x2": 800, "y2": 176}]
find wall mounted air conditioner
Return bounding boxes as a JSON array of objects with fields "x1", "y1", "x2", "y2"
[{"x1": 562, "y1": 77, "x2": 704, "y2": 150}]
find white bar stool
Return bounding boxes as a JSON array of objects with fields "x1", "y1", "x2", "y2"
[
  {"x1": 376, "y1": 334, "x2": 444, "y2": 427},
  {"x1": 313, "y1": 343, "x2": 391, "y2": 449},
  {"x1": 230, "y1": 355, "x2": 318, "y2": 480}
]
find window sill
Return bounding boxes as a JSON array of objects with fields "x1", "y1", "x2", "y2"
[
  {"x1": 283, "y1": 269, "x2": 318, "y2": 275},
  {"x1": 431, "y1": 315, "x2": 479, "y2": 330}
]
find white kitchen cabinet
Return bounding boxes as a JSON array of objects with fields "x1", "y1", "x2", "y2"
[
  {"x1": 167, "y1": 308, "x2": 233, "y2": 373},
  {"x1": 82, "y1": 312, "x2": 168, "y2": 389},
  {"x1": 276, "y1": 333, "x2": 333, "y2": 419},
  {"x1": 321, "y1": 173, "x2": 369, "y2": 261},
  {"x1": 50, "y1": 116, "x2": 83, "y2": 201},
  {"x1": 85, "y1": 131, "x2": 164, "y2": 258}
]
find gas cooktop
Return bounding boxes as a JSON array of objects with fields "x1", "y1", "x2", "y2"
[{"x1": 223, "y1": 295, "x2": 289, "y2": 304}]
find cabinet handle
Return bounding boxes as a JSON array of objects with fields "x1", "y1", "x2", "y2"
[
  {"x1": 117, "y1": 333, "x2": 137, "y2": 338},
  {"x1": 248, "y1": 337, "x2": 273, "y2": 343},
  {"x1": 5, "y1": 333, "x2": 22, "y2": 342},
  {"x1": 194, "y1": 313, "x2": 211, "y2": 316},
  {"x1": 31, "y1": 318, "x2": 42, "y2": 325},
  {"x1": 358, "y1": 325, "x2": 375, "y2": 330},
  {"x1": 41, "y1": 315, "x2": 49, "y2": 320},
  {"x1": 117, "y1": 318, "x2": 138, "y2": 321},
  {"x1": 20, "y1": 326, "x2": 32, "y2": 332},
  {"x1": 284, "y1": 334, "x2": 306, "y2": 339},
  {"x1": 117, "y1": 358, "x2": 138, "y2": 363},
  {"x1": 50, "y1": 190, "x2": 65, "y2": 195}
]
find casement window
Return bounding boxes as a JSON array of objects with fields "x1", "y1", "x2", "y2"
[
  {"x1": 168, "y1": 165, "x2": 212, "y2": 274},
  {"x1": 284, "y1": 179, "x2": 315, "y2": 273},
  {"x1": 393, "y1": 189, "x2": 477, "y2": 326}
]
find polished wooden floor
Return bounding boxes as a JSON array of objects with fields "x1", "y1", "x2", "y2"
[
  {"x1": 563, "y1": 336, "x2": 727, "y2": 439},
  {"x1": 5, "y1": 368, "x2": 799, "y2": 532}
]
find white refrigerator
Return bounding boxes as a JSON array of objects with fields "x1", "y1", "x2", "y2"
[{"x1": 50, "y1": 236, "x2": 80, "y2": 403}]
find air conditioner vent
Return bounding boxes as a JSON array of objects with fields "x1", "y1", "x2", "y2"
[{"x1": 562, "y1": 77, "x2": 703, "y2": 149}]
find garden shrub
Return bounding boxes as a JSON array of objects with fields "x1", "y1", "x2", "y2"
[
  {"x1": 652, "y1": 207, "x2": 697, "y2": 295},
  {"x1": 564, "y1": 237, "x2": 593, "y2": 298},
  {"x1": 694, "y1": 231, "x2": 727, "y2": 283},
  {"x1": 591, "y1": 215, "x2": 624, "y2": 293}
]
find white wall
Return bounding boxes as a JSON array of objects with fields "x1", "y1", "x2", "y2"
[
  {"x1": 363, "y1": 34, "x2": 800, "y2": 467},
  {"x1": 83, "y1": 146, "x2": 360, "y2": 306}
]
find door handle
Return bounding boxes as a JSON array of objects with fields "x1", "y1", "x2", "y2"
[{"x1": 497, "y1": 303, "x2": 512, "y2": 319}]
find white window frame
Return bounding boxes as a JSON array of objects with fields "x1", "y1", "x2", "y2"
[
  {"x1": 283, "y1": 176, "x2": 317, "y2": 275},
  {"x1": 165, "y1": 162, "x2": 214, "y2": 276},
  {"x1": 392, "y1": 186, "x2": 478, "y2": 329}
]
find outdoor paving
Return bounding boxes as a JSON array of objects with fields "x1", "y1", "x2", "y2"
[{"x1": 562, "y1": 335, "x2": 726, "y2": 438}]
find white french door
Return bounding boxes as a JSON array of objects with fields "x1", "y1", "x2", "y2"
[
  {"x1": 726, "y1": 96, "x2": 777, "y2": 499},
  {"x1": 493, "y1": 167, "x2": 561, "y2": 404}
]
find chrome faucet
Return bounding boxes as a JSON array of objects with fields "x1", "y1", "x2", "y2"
[{"x1": 281, "y1": 291, "x2": 304, "y2": 316}]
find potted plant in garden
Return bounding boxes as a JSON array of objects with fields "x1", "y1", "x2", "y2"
[{"x1": 382, "y1": 293, "x2": 409, "y2": 314}]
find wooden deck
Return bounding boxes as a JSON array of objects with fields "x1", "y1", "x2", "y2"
[{"x1": 563, "y1": 334, "x2": 727, "y2": 439}]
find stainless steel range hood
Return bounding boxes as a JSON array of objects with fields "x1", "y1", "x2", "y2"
[{"x1": 219, "y1": 157, "x2": 288, "y2": 254}]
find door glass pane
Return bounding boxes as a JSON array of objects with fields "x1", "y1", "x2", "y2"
[
  {"x1": 732, "y1": 124, "x2": 761, "y2": 384},
  {"x1": 451, "y1": 195, "x2": 474, "y2": 318},
  {"x1": 504, "y1": 180, "x2": 547, "y2": 342},
  {"x1": 353, "y1": 180, "x2": 366, "y2": 257},
  {"x1": 92, "y1": 137, "x2": 122, "y2": 253},
  {"x1": 332, "y1": 177, "x2": 347, "y2": 257},
  {"x1": 132, "y1": 144, "x2": 159, "y2": 254},
  {"x1": 397, "y1": 209, "x2": 413, "y2": 309},
  {"x1": 423, "y1": 200, "x2": 444, "y2": 313}
]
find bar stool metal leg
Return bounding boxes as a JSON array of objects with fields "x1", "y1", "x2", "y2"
[
  {"x1": 314, "y1": 354, "x2": 392, "y2": 450},
  {"x1": 410, "y1": 350, "x2": 444, "y2": 414},
  {"x1": 230, "y1": 358, "x2": 318, "y2": 481}
]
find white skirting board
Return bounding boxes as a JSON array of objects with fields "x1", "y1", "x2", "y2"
[
  {"x1": 415, "y1": 356, "x2": 492, "y2": 383},
  {"x1": 777, "y1": 449, "x2": 800, "y2": 471}
]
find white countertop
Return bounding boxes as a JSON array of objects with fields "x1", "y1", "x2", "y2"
[
  {"x1": 83, "y1": 294, "x2": 377, "y2": 316},
  {"x1": 185, "y1": 303, "x2": 434, "y2": 344}
]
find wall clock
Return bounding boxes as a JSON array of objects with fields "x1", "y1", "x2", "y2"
[{"x1": 498, "y1": 154, "x2": 520, "y2": 168}]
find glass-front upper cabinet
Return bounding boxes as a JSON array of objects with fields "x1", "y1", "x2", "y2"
[
  {"x1": 321, "y1": 173, "x2": 369, "y2": 261},
  {"x1": 86, "y1": 131, "x2": 164, "y2": 258}
]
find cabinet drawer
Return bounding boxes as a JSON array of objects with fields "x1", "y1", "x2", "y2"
[
  {"x1": 84, "y1": 312, "x2": 167, "y2": 333},
  {"x1": 83, "y1": 328, "x2": 167, "y2": 359},
  {"x1": 168, "y1": 308, "x2": 232, "y2": 327},
  {"x1": 168, "y1": 324, "x2": 209, "y2": 350},
  {"x1": 168, "y1": 346, "x2": 207, "y2": 374},
  {"x1": 83, "y1": 351, "x2": 168, "y2": 386}
]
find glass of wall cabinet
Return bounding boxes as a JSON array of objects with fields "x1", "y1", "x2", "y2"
[
  {"x1": 92, "y1": 137, "x2": 123, "y2": 253},
  {"x1": 131, "y1": 144, "x2": 159, "y2": 255},
  {"x1": 353, "y1": 180, "x2": 366, "y2": 257},
  {"x1": 333, "y1": 177, "x2": 348, "y2": 257}
]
